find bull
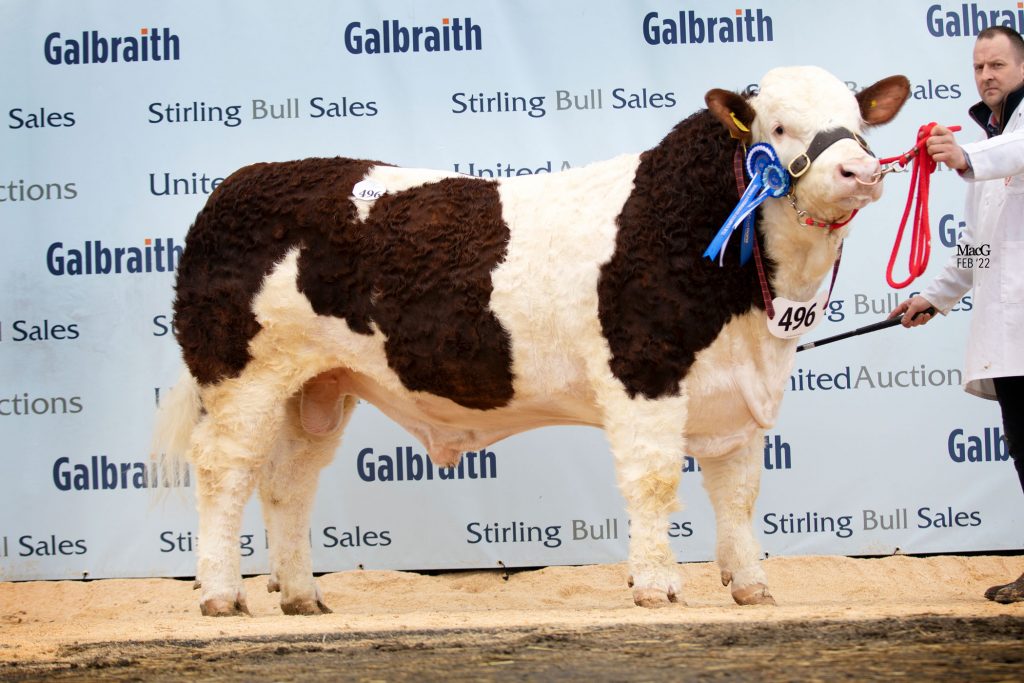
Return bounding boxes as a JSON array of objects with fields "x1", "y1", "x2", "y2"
[{"x1": 153, "y1": 66, "x2": 910, "y2": 615}]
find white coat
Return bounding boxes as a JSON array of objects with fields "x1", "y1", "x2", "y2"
[{"x1": 922, "y1": 97, "x2": 1024, "y2": 400}]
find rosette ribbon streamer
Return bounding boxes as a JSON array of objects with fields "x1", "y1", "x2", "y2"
[{"x1": 703, "y1": 143, "x2": 791, "y2": 265}]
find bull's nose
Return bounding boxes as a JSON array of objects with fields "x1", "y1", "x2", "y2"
[{"x1": 837, "y1": 157, "x2": 880, "y2": 184}]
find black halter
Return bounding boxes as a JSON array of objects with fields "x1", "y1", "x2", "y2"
[{"x1": 787, "y1": 127, "x2": 873, "y2": 178}]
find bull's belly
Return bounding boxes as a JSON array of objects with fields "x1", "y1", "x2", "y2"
[
  {"x1": 310, "y1": 306, "x2": 606, "y2": 459},
  {"x1": 326, "y1": 365, "x2": 604, "y2": 465}
]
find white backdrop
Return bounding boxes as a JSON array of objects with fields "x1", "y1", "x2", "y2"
[{"x1": 1, "y1": 0, "x2": 1021, "y2": 581}]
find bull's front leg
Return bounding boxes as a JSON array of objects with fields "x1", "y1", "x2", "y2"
[
  {"x1": 605, "y1": 394, "x2": 687, "y2": 607},
  {"x1": 698, "y1": 431, "x2": 775, "y2": 605}
]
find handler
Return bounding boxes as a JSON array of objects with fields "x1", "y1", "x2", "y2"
[{"x1": 890, "y1": 26, "x2": 1024, "y2": 603}]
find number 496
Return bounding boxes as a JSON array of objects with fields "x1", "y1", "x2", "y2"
[{"x1": 777, "y1": 302, "x2": 817, "y2": 332}]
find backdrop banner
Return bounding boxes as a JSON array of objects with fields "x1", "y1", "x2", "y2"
[{"x1": 2, "y1": 0, "x2": 1021, "y2": 580}]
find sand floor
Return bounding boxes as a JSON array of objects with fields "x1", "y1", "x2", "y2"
[{"x1": 2, "y1": 553, "x2": 1022, "y2": 667}]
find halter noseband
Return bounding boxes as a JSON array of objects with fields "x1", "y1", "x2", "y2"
[{"x1": 787, "y1": 127, "x2": 873, "y2": 178}]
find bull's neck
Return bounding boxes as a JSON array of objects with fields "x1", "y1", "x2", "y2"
[{"x1": 758, "y1": 200, "x2": 846, "y2": 302}]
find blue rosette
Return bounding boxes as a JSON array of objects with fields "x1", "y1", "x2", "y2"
[
  {"x1": 748, "y1": 143, "x2": 790, "y2": 198},
  {"x1": 704, "y1": 143, "x2": 790, "y2": 265}
]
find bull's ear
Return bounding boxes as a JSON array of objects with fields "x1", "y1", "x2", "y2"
[
  {"x1": 857, "y1": 76, "x2": 911, "y2": 126},
  {"x1": 706, "y1": 88, "x2": 755, "y2": 142}
]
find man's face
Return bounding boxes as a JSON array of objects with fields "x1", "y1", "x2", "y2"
[{"x1": 974, "y1": 34, "x2": 1024, "y2": 114}]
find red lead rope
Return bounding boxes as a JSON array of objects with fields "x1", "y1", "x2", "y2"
[{"x1": 880, "y1": 122, "x2": 962, "y2": 289}]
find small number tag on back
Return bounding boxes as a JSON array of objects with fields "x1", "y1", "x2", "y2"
[
  {"x1": 767, "y1": 291, "x2": 828, "y2": 339},
  {"x1": 352, "y1": 179, "x2": 386, "y2": 201}
]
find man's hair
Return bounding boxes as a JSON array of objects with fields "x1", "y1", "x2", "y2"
[{"x1": 978, "y1": 26, "x2": 1024, "y2": 61}]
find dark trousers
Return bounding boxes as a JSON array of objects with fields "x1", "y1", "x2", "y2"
[{"x1": 993, "y1": 375, "x2": 1024, "y2": 495}]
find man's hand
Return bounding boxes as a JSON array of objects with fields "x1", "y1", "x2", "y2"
[
  {"x1": 889, "y1": 295, "x2": 937, "y2": 327},
  {"x1": 925, "y1": 124, "x2": 968, "y2": 171}
]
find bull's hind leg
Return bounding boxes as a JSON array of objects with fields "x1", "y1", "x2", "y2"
[
  {"x1": 259, "y1": 370, "x2": 356, "y2": 615},
  {"x1": 604, "y1": 395, "x2": 687, "y2": 608},
  {"x1": 699, "y1": 432, "x2": 775, "y2": 606},
  {"x1": 191, "y1": 374, "x2": 292, "y2": 617}
]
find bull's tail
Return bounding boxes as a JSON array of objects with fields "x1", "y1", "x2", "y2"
[{"x1": 151, "y1": 368, "x2": 202, "y2": 493}]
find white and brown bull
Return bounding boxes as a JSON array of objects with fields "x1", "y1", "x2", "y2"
[{"x1": 154, "y1": 66, "x2": 910, "y2": 616}]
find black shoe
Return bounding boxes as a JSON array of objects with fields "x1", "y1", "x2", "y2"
[{"x1": 985, "y1": 572, "x2": 1024, "y2": 603}]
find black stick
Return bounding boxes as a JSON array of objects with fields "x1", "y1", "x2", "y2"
[{"x1": 796, "y1": 307, "x2": 936, "y2": 352}]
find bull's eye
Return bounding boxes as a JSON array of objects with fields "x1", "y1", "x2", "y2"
[{"x1": 773, "y1": 125, "x2": 785, "y2": 136}]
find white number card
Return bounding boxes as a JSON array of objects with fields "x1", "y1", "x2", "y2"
[{"x1": 767, "y1": 291, "x2": 828, "y2": 339}]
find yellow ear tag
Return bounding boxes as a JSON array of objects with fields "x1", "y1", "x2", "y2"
[
  {"x1": 729, "y1": 111, "x2": 750, "y2": 140},
  {"x1": 870, "y1": 99, "x2": 877, "y2": 108}
]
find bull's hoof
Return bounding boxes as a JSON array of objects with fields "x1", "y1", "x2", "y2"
[
  {"x1": 731, "y1": 583, "x2": 776, "y2": 606},
  {"x1": 986, "y1": 574, "x2": 1024, "y2": 604},
  {"x1": 632, "y1": 587, "x2": 681, "y2": 608},
  {"x1": 281, "y1": 598, "x2": 333, "y2": 615},
  {"x1": 200, "y1": 596, "x2": 252, "y2": 617}
]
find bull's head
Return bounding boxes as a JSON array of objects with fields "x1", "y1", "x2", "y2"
[{"x1": 706, "y1": 66, "x2": 911, "y2": 227}]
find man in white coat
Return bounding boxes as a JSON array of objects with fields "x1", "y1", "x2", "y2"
[{"x1": 891, "y1": 26, "x2": 1024, "y2": 604}]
